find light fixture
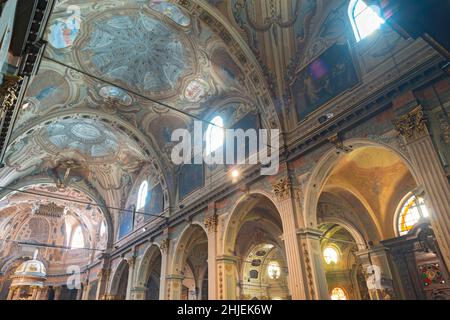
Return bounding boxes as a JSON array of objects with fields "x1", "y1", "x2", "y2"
[{"x1": 231, "y1": 169, "x2": 240, "y2": 178}]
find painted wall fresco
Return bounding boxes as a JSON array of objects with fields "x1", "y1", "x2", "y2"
[
  {"x1": 229, "y1": 112, "x2": 260, "y2": 162},
  {"x1": 118, "y1": 207, "x2": 133, "y2": 240},
  {"x1": 144, "y1": 183, "x2": 164, "y2": 220},
  {"x1": 291, "y1": 43, "x2": 359, "y2": 121},
  {"x1": 48, "y1": 5, "x2": 81, "y2": 49},
  {"x1": 178, "y1": 164, "x2": 204, "y2": 200},
  {"x1": 149, "y1": 0, "x2": 190, "y2": 26}
]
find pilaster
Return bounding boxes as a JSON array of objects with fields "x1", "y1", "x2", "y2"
[
  {"x1": 297, "y1": 228, "x2": 329, "y2": 300},
  {"x1": 394, "y1": 106, "x2": 450, "y2": 270},
  {"x1": 272, "y1": 177, "x2": 307, "y2": 299}
]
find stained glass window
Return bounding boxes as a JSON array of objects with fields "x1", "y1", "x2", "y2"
[
  {"x1": 330, "y1": 287, "x2": 347, "y2": 300},
  {"x1": 137, "y1": 181, "x2": 148, "y2": 211},
  {"x1": 349, "y1": 0, "x2": 385, "y2": 42},
  {"x1": 323, "y1": 247, "x2": 339, "y2": 265},
  {"x1": 205, "y1": 116, "x2": 224, "y2": 155},
  {"x1": 398, "y1": 195, "x2": 429, "y2": 236}
]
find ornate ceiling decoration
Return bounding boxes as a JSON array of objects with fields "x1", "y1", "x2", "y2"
[
  {"x1": 1, "y1": 0, "x2": 282, "y2": 231},
  {"x1": 43, "y1": 118, "x2": 119, "y2": 159},
  {"x1": 0, "y1": 184, "x2": 108, "y2": 272},
  {"x1": 77, "y1": 10, "x2": 196, "y2": 97}
]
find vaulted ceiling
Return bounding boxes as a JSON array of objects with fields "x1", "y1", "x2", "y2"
[
  {"x1": 1, "y1": 0, "x2": 342, "y2": 233},
  {"x1": 2, "y1": 0, "x2": 290, "y2": 209}
]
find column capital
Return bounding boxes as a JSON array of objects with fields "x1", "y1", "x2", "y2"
[
  {"x1": 125, "y1": 255, "x2": 136, "y2": 267},
  {"x1": 97, "y1": 268, "x2": 111, "y2": 281},
  {"x1": 216, "y1": 255, "x2": 239, "y2": 263},
  {"x1": 166, "y1": 274, "x2": 184, "y2": 280},
  {"x1": 204, "y1": 215, "x2": 218, "y2": 234},
  {"x1": 130, "y1": 286, "x2": 147, "y2": 293},
  {"x1": 327, "y1": 133, "x2": 351, "y2": 153},
  {"x1": 297, "y1": 227, "x2": 323, "y2": 240},
  {"x1": 159, "y1": 238, "x2": 170, "y2": 253},
  {"x1": 1, "y1": 74, "x2": 22, "y2": 111},
  {"x1": 272, "y1": 177, "x2": 292, "y2": 201},
  {"x1": 356, "y1": 244, "x2": 390, "y2": 257},
  {"x1": 393, "y1": 105, "x2": 428, "y2": 142}
]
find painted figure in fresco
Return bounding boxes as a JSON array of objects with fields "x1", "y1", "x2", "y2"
[{"x1": 48, "y1": 5, "x2": 81, "y2": 49}]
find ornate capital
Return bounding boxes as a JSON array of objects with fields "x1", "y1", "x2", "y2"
[
  {"x1": 97, "y1": 268, "x2": 110, "y2": 281},
  {"x1": 328, "y1": 133, "x2": 351, "y2": 153},
  {"x1": 126, "y1": 256, "x2": 136, "y2": 267},
  {"x1": 160, "y1": 239, "x2": 170, "y2": 253},
  {"x1": 204, "y1": 215, "x2": 218, "y2": 233},
  {"x1": 393, "y1": 106, "x2": 428, "y2": 141},
  {"x1": 1, "y1": 74, "x2": 22, "y2": 112},
  {"x1": 272, "y1": 177, "x2": 291, "y2": 201}
]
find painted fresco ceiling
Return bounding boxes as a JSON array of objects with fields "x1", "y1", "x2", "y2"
[
  {"x1": 325, "y1": 146, "x2": 417, "y2": 238},
  {"x1": 0, "y1": 0, "x2": 352, "y2": 231},
  {"x1": 0, "y1": 184, "x2": 107, "y2": 272},
  {"x1": 1, "y1": 0, "x2": 288, "y2": 231}
]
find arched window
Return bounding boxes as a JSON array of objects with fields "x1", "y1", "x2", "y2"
[
  {"x1": 71, "y1": 226, "x2": 85, "y2": 249},
  {"x1": 205, "y1": 116, "x2": 224, "y2": 155},
  {"x1": 397, "y1": 195, "x2": 429, "y2": 236},
  {"x1": 137, "y1": 181, "x2": 148, "y2": 210},
  {"x1": 65, "y1": 220, "x2": 73, "y2": 247},
  {"x1": 267, "y1": 261, "x2": 281, "y2": 280},
  {"x1": 323, "y1": 246, "x2": 339, "y2": 265},
  {"x1": 348, "y1": 0, "x2": 385, "y2": 42},
  {"x1": 330, "y1": 287, "x2": 348, "y2": 300}
]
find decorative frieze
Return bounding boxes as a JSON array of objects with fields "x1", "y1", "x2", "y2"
[
  {"x1": 393, "y1": 106, "x2": 428, "y2": 141},
  {"x1": 32, "y1": 202, "x2": 65, "y2": 218}
]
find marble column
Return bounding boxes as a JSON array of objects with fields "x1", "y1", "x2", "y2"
[
  {"x1": 166, "y1": 274, "x2": 184, "y2": 300},
  {"x1": 216, "y1": 255, "x2": 239, "y2": 300},
  {"x1": 272, "y1": 178, "x2": 307, "y2": 299},
  {"x1": 297, "y1": 228, "x2": 329, "y2": 300},
  {"x1": 356, "y1": 245, "x2": 397, "y2": 300},
  {"x1": 205, "y1": 213, "x2": 218, "y2": 300},
  {"x1": 394, "y1": 106, "x2": 450, "y2": 270}
]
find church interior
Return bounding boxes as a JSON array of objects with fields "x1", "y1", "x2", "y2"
[{"x1": 0, "y1": 0, "x2": 449, "y2": 301}]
